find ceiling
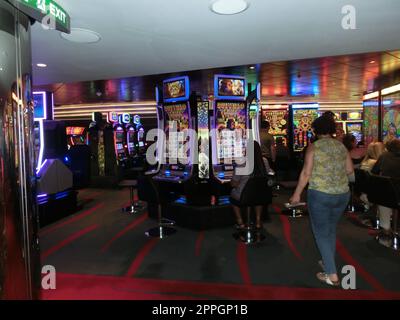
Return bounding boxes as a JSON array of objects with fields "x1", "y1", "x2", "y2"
[
  {"x1": 34, "y1": 50, "x2": 400, "y2": 106},
  {"x1": 31, "y1": 0, "x2": 400, "y2": 86}
]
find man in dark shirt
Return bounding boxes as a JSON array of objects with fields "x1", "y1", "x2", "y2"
[
  {"x1": 371, "y1": 138, "x2": 400, "y2": 242},
  {"x1": 260, "y1": 120, "x2": 275, "y2": 168},
  {"x1": 371, "y1": 138, "x2": 400, "y2": 178}
]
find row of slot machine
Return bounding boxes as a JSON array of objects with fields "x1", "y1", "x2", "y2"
[
  {"x1": 152, "y1": 74, "x2": 260, "y2": 189},
  {"x1": 106, "y1": 112, "x2": 146, "y2": 163},
  {"x1": 260, "y1": 104, "x2": 364, "y2": 152},
  {"x1": 362, "y1": 84, "x2": 400, "y2": 146}
]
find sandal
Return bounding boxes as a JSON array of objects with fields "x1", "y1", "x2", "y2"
[{"x1": 316, "y1": 272, "x2": 340, "y2": 287}]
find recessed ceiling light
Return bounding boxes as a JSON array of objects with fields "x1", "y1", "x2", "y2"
[
  {"x1": 0, "y1": 67, "x2": 3, "y2": 71},
  {"x1": 249, "y1": 66, "x2": 255, "y2": 70},
  {"x1": 369, "y1": 60, "x2": 376, "y2": 64},
  {"x1": 36, "y1": 63, "x2": 47, "y2": 68},
  {"x1": 60, "y1": 28, "x2": 101, "y2": 44},
  {"x1": 210, "y1": 0, "x2": 249, "y2": 15}
]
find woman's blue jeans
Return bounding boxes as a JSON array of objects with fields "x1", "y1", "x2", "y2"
[{"x1": 307, "y1": 189, "x2": 350, "y2": 275}]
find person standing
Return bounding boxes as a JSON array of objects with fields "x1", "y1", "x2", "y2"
[
  {"x1": 260, "y1": 120, "x2": 276, "y2": 169},
  {"x1": 289, "y1": 116, "x2": 354, "y2": 286}
]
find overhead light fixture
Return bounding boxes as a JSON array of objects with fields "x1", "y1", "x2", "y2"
[
  {"x1": 369, "y1": 60, "x2": 376, "y2": 64},
  {"x1": 36, "y1": 63, "x2": 47, "y2": 68},
  {"x1": 210, "y1": 0, "x2": 249, "y2": 15},
  {"x1": 60, "y1": 28, "x2": 101, "y2": 44},
  {"x1": 249, "y1": 66, "x2": 255, "y2": 70}
]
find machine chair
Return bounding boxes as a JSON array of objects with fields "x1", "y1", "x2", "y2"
[
  {"x1": 232, "y1": 176, "x2": 272, "y2": 244},
  {"x1": 138, "y1": 174, "x2": 176, "y2": 238},
  {"x1": 367, "y1": 175, "x2": 400, "y2": 250}
]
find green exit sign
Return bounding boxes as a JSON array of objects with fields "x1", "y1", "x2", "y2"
[{"x1": 10, "y1": 0, "x2": 71, "y2": 33}]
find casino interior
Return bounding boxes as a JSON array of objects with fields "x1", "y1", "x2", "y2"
[{"x1": 1, "y1": 0, "x2": 400, "y2": 300}]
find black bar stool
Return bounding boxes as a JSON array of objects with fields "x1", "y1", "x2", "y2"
[
  {"x1": 232, "y1": 176, "x2": 272, "y2": 244},
  {"x1": 118, "y1": 180, "x2": 142, "y2": 214},
  {"x1": 137, "y1": 174, "x2": 176, "y2": 239},
  {"x1": 367, "y1": 175, "x2": 400, "y2": 250}
]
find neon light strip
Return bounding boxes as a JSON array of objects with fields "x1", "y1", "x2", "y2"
[
  {"x1": 55, "y1": 102, "x2": 157, "y2": 109},
  {"x1": 33, "y1": 91, "x2": 47, "y2": 120},
  {"x1": 36, "y1": 120, "x2": 45, "y2": 172},
  {"x1": 261, "y1": 104, "x2": 288, "y2": 110},
  {"x1": 37, "y1": 193, "x2": 48, "y2": 198},
  {"x1": 36, "y1": 158, "x2": 47, "y2": 175},
  {"x1": 291, "y1": 103, "x2": 319, "y2": 109},
  {"x1": 381, "y1": 83, "x2": 400, "y2": 96},
  {"x1": 363, "y1": 91, "x2": 379, "y2": 100},
  {"x1": 54, "y1": 110, "x2": 156, "y2": 115}
]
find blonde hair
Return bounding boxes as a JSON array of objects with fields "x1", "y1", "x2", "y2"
[{"x1": 362, "y1": 142, "x2": 385, "y2": 163}]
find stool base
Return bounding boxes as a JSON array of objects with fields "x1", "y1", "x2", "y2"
[
  {"x1": 233, "y1": 228, "x2": 266, "y2": 244},
  {"x1": 282, "y1": 208, "x2": 305, "y2": 218},
  {"x1": 145, "y1": 226, "x2": 177, "y2": 238}
]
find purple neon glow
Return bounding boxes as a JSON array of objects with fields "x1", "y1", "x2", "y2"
[
  {"x1": 37, "y1": 193, "x2": 48, "y2": 198},
  {"x1": 36, "y1": 158, "x2": 48, "y2": 175}
]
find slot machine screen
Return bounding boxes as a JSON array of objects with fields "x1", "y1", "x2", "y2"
[
  {"x1": 262, "y1": 108, "x2": 288, "y2": 146},
  {"x1": 215, "y1": 101, "x2": 247, "y2": 163},
  {"x1": 363, "y1": 97, "x2": 379, "y2": 145},
  {"x1": 163, "y1": 76, "x2": 189, "y2": 102},
  {"x1": 115, "y1": 131, "x2": 124, "y2": 151},
  {"x1": 128, "y1": 130, "x2": 135, "y2": 148},
  {"x1": 215, "y1": 75, "x2": 245, "y2": 100},
  {"x1": 382, "y1": 91, "x2": 400, "y2": 143},
  {"x1": 346, "y1": 122, "x2": 363, "y2": 143},
  {"x1": 291, "y1": 106, "x2": 319, "y2": 152},
  {"x1": 164, "y1": 102, "x2": 190, "y2": 162},
  {"x1": 33, "y1": 92, "x2": 46, "y2": 119}
]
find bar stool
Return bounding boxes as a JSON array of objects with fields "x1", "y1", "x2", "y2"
[
  {"x1": 137, "y1": 174, "x2": 177, "y2": 239},
  {"x1": 118, "y1": 180, "x2": 142, "y2": 214},
  {"x1": 232, "y1": 176, "x2": 272, "y2": 244},
  {"x1": 367, "y1": 175, "x2": 400, "y2": 250}
]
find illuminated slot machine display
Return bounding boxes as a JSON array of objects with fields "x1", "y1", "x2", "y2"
[
  {"x1": 126, "y1": 116, "x2": 136, "y2": 157},
  {"x1": 113, "y1": 113, "x2": 130, "y2": 163},
  {"x1": 261, "y1": 105, "x2": 289, "y2": 146},
  {"x1": 133, "y1": 115, "x2": 146, "y2": 154},
  {"x1": 212, "y1": 74, "x2": 247, "y2": 183},
  {"x1": 66, "y1": 126, "x2": 87, "y2": 148},
  {"x1": 346, "y1": 122, "x2": 363, "y2": 143},
  {"x1": 381, "y1": 84, "x2": 400, "y2": 144},
  {"x1": 290, "y1": 103, "x2": 319, "y2": 152},
  {"x1": 153, "y1": 76, "x2": 194, "y2": 183},
  {"x1": 362, "y1": 91, "x2": 380, "y2": 146}
]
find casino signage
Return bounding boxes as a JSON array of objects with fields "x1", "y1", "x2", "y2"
[{"x1": 8, "y1": 0, "x2": 71, "y2": 33}]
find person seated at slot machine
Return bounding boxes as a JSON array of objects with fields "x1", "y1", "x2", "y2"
[
  {"x1": 342, "y1": 133, "x2": 366, "y2": 168},
  {"x1": 230, "y1": 141, "x2": 272, "y2": 230},
  {"x1": 260, "y1": 120, "x2": 276, "y2": 169},
  {"x1": 371, "y1": 138, "x2": 400, "y2": 245}
]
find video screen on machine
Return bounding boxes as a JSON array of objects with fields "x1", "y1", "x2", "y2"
[
  {"x1": 128, "y1": 131, "x2": 135, "y2": 147},
  {"x1": 215, "y1": 101, "x2": 247, "y2": 163},
  {"x1": 115, "y1": 132, "x2": 124, "y2": 150},
  {"x1": 163, "y1": 77, "x2": 189, "y2": 102},
  {"x1": 292, "y1": 108, "x2": 319, "y2": 152},
  {"x1": 382, "y1": 91, "x2": 400, "y2": 143},
  {"x1": 164, "y1": 103, "x2": 190, "y2": 162},
  {"x1": 216, "y1": 76, "x2": 245, "y2": 98},
  {"x1": 346, "y1": 122, "x2": 363, "y2": 144},
  {"x1": 363, "y1": 98, "x2": 379, "y2": 145},
  {"x1": 262, "y1": 109, "x2": 288, "y2": 146}
]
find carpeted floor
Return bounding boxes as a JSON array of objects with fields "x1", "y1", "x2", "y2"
[{"x1": 39, "y1": 187, "x2": 400, "y2": 300}]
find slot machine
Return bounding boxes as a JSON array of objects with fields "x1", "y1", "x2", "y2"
[
  {"x1": 114, "y1": 113, "x2": 130, "y2": 163},
  {"x1": 381, "y1": 84, "x2": 400, "y2": 144},
  {"x1": 211, "y1": 75, "x2": 248, "y2": 184},
  {"x1": 153, "y1": 76, "x2": 195, "y2": 183},
  {"x1": 126, "y1": 116, "x2": 136, "y2": 157},
  {"x1": 133, "y1": 115, "x2": 146, "y2": 155},
  {"x1": 362, "y1": 91, "x2": 380, "y2": 146},
  {"x1": 261, "y1": 104, "x2": 289, "y2": 146},
  {"x1": 346, "y1": 122, "x2": 363, "y2": 144},
  {"x1": 290, "y1": 103, "x2": 319, "y2": 153}
]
